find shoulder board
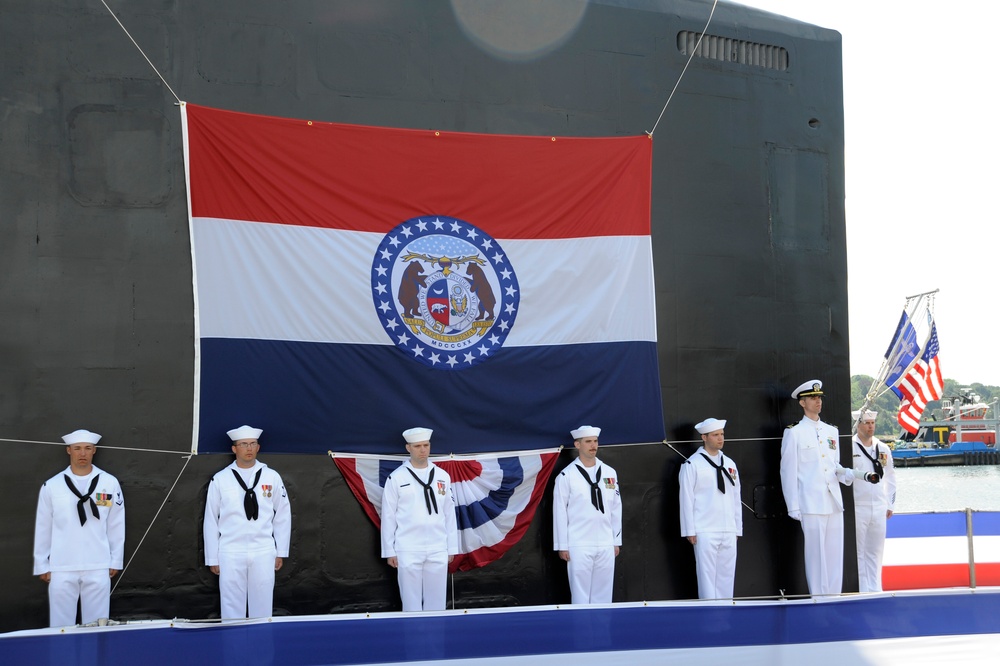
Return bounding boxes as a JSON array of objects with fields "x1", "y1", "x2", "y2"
[{"x1": 786, "y1": 423, "x2": 795, "y2": 429}]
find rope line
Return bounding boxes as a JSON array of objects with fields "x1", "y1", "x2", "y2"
[
  {"x1": 112, "y1": 454, "x2": 193, "y2": 594},
  {"x1": 1, "y1": 437, "x2": 192, "y2": 456},
  {"x1": 98, "y1": 0, "x2": 182, "y2": 104},
  {"x1": 648, "y1": 0, "x2": 719, "y2": 136}
]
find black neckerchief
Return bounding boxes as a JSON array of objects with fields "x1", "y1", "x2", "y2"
[
  {"x1": 64, "y1": 474, "x2": 100, "y2": 526},
  {"x1": 856, "y1": 441, "x2": 884, "y2": 479},
  {"x1": 406, "y1": 466, "x2": 438, "y2": 515},
  {"x1": 232, "y1": 468, "x2": 262, "y2": 520},
  {"x1": 575, "y1": 464, "x2": 605, "y2": 513},
  {"x1": 699, "y1": 452, "x2": 735, "y2": 494}
]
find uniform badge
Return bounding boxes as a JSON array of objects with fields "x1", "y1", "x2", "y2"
[
  {"x1": 371, "y1": 216, "x2": 520, "y2": 370},
  {"x1": 262, "y1": 484, "x2": 273, "y2": 498},
  {"x1": 604, "y1": 478, "x2": 616, "y2": 490},
  {"x1": 94, "y1": 492, "x2": 112, "y2": 507},
  {"x1": 728, "y1": 467, "x2": 737, "y2": 479},
  {"x1": 436, "y1": 481, "x2": 446, "y2": 496},
  {"x1": 827, "y1": 438, "x2": 837, "y2": 450},
  {"x1": 879, "y1": 452, "x2": 888, "y2": 466}
]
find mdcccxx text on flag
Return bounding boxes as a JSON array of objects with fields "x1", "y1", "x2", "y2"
[{"x1": 182, "y1": 103, "x2": 665, "y2": 454}]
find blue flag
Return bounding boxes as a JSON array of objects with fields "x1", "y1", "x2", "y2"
[{"x1": 884, "y1": 311, "x2": 919, "y2": 399}]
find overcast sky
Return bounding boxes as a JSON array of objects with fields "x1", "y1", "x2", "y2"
[{"x1": 728, "y1": 0, "x2": 1000, "y2": 386}]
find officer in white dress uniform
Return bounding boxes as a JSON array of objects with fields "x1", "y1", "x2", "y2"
[
  {"x1": 679, "y1": 418, "x2": 743, "y2": 599},
  {"x1": 553, "y1": 425, "x2": 622, "y2": 604},
  {"x1": 851, "y1": 409, "x2": 896, "y2": 593},
  {"x1": 33, "y1": 429, "x2": 125, "y2": 627},
  {"x1": 204, "y1": 425, "x2": 291, "y2": 619},
  {"x1": 780, "y1": 380, "x2": 855, "y2": 596},
  {"x1": 381, "y1": 427, "x2": 458, "y2": 611}
]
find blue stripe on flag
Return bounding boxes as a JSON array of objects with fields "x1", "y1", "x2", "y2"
[
  {"x1": 197, "y1": 338, "x2": 664, "y2": 454},
  {"x1": 455, "y1": 457, "x2": 524, "y2": 530},
  {"x1": 887, "y1": 512, "x2": 969, "y2": 539},
  {"x1": 378, "y1": 460, "x2": 402, "y2": 487},
  {"x1": 972, "y1": 512, "x2": 1000, "y2": 536}
]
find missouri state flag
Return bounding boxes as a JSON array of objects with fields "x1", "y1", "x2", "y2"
[
  {"x1": 332, "y1": 450, "x2": 559, "y2": 571},
  {"x1": 182, "y1": 103, "x2": 664, "y2": 454}
]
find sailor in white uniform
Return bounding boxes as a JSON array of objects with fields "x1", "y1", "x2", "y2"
[
  {"x1": 679, "y1": 418, "x2": 742, "y2": 599},
  {"x1": 381, "y1": 427, "x2": 458, "y2": 611},
  {"x1": 780, "y1": 380, "x2": 855, "y2": 596},
  {"x1": 553, "y1": 425, "x2": 622, "y2": 604},
  {"x1": 33, "y1": 429, "x2": 125, "y2": 627},
  {"x1": 851, "y1": 409, "x2": 896, "y2": 593},
  {"x1": 204, "y1": 425, "x2": 291, "y2": 619}
]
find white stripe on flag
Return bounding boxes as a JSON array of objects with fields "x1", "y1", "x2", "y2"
[
  {"x1": 972, "y1": 535, "x2": 1000, "y2": 561},
  {"x1": 192, "y1": 217, "x2": 656, "y2": 345},
  {"x1": 884, "y1": 536, "x2": 969, "y2": 566},
  {"x1": 357, "y1": 458, "x2": 385, "y2": 518}
]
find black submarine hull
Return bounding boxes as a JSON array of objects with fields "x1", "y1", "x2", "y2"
[{"x1": 2, "y1": 0, "x2": 851, "y2": 631}]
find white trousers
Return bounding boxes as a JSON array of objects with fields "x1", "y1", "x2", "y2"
[
  {"x1": 567, "y1": 546, "x2": 615, "y2": 604},
  {"x1": 855, "y1": 504, "x2": 888, "y2": 593},
  {"x1": 396, "y1": 550, "x2": 448, "y2": 611},
  {"x1": 48, "y1": 569, "x2": 110, "y2": 627},
  {"x1": 218, "y1": 549, "x2": 276, "y2": 619},
  {"x1": 693, "y1": 532, "x2": 738, "y2": 599},
  {"x1": 801, "y1": 512, "x2": 844, "y2": 596}
]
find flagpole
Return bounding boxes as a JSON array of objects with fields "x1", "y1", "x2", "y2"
[
  {"x1": 857, "y1": 290, "x2": 938, "y2": 432},
  {"x1": 904, "y1": 288, "x2": 939, "y2": 300}
]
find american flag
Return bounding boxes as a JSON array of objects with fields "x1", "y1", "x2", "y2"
[{"x1": 896, "y1": 323, "x2": 943, "y2": 434}]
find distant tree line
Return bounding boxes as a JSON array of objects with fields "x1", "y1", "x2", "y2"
[{"x1": 850, "y1": 375, "x2": 999, "y2": 439}]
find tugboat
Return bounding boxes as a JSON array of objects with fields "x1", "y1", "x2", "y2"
[{"x1": 892, "y1": 389, "x2": 999, "y2": 466}]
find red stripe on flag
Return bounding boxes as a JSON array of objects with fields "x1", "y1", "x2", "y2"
[
  {"x1": 883, "y1": 563, "x2": 971, "y2": 590},
  {"x1": 185, "y1": 104, "x2": 652, "y2": 239},
  {"x1": 333, "y1": 458, "x2": 383, "y2": 528},
  {"x1": 974, "y1": 562, "x2": 1000, "y2": 586},
  {"x1": 440, "y1": 460, "x2": 484, "y2": 483}
]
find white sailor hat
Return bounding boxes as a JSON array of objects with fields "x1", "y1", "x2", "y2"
[
  {"x1": 227, "y1": 425, "x2": 263, "y2": 441},
  {"x1": 857, "y1": 409, "x2": 878, "y2": 421},
  {"x1": 792, "y1": 380, "x2": 824, "y2": 399},
  {"x1": 402, "y1": 427, "x2": 433, "y2": 443},
  {"x1": 62, "y1": 429, "x2": 101, "y2": 445},
  {"x1": 694, "y1": 418, "x2": 726, "y2": 434},
  {"x1": 570, "y1": 425, "x2": 601, "y2": 440}
]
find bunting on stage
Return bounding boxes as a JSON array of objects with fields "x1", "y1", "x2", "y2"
[
  {"x1": 332, "y1": 450, "x2": 559, "y2": 571},
  {"x1": 182, "y1": 103, "x2": 664, "y2": 454}
]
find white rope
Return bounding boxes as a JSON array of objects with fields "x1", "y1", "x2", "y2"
[
  {"x1": 648, "y1": 0, "x2": 719, "y2": 136},
  {"x1": 0, "y1": 437, "x2": 192, "y2": 456},
  {"x1": 112, "y1": 453, "x2": 194, "y2": 594},
  {"x1": 329, "y1": 446, "x2": 562, "y2": 462},
  {"x1": 97, "y1": 0, "x2": 182, "y2": 104},
  {"x1": 665, "y1": 442, "x2": 754, "y2": 512}
]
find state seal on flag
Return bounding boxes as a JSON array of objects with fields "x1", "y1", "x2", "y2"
[{"x1": 371, "y1": 216, "x2": 519, "y2": 369}]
